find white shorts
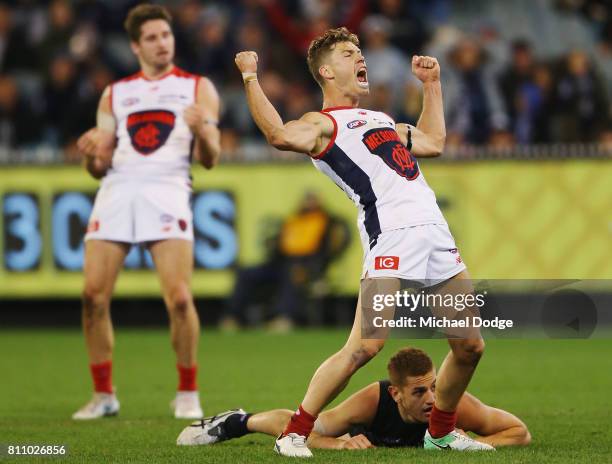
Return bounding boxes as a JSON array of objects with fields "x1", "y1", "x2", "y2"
[
  {"x1": 362, "y1": 224, "x2": 466, "y2": 285},
  {"x1": 85, "y1": 180, "x2": 193, "y2": 244}
]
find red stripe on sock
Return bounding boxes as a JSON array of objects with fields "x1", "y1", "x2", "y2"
[
  {"x1": 90, "y1": 361, "x2": 113, "y2": 394},
  {"x1": 177, "y1": 364, "x2": 197, "y2": 391},
  {"x1": 283, "y1": 405, "x2": 317, "y2": 438},
  {"x1": 428, "y1": 405, "x2": 457, "y2": 438}
]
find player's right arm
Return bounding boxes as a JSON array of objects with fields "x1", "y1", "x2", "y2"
[
  {"x1": 234, "y1": 51, "x2": 333, "y2": 156},
  {"x1": 307, "y1": 382, "x2": 379, "y2": 450},
  {"x1": 77, "y1": 86, "x2": 116, "y2": 179},
  {"x1": 456, "y1": 392, "x2": 531, "y2": 447}
]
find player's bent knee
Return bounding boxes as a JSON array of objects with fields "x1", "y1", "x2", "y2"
[
  {"x1": 348, "y1": 340, "x2": 385, "y2": 370},
  {"x1": 453, "y1": 338, "x2": 485, "y2": 365}
]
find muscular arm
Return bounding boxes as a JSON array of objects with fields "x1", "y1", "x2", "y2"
[
  {"x1": 307, "y1": 383, "x2": 379, "y2": 449},
  {"x1": 235, "y1": 51, "x2": 331, "y2": 155},
  {"x1": 456, "y1": 392, "x2": 531, "y2": 447},
  {"x1": 78, "y1": 86, "x2": 116, "y2": 179},
  {"x1": 397, "y1": 56, "x2": 446, "y2": 157},
  {"x1": 190, "y1": 77, "x2": 221, "y2": 169},
  {"x1": 243, "y1": 79, "x2": 326, "y2": 154}
]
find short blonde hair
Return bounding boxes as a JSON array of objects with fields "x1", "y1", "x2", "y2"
[{"x1": 307, "y1": 27, "x2": 359, "y2": 88}]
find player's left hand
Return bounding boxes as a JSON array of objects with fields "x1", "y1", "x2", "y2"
[
  {"x1": 340, "y1": 434, "x2": 375, "y2": 450},
  {"x1": 183, "y1": 103, "x2": 206, "y2": 134},
  {"x1": 412, "y1": 55, "x2": 440, "y2": 83}
]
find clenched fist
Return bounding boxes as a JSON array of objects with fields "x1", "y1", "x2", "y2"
[
  {"x1": 412, "y1": 55, "x2": 440, "y2": 83},
  {"x1": 77, "y1": 128, "x2": 104, "y2": 160},
  {"x1": 77, "y1": 127, "x2": 113, "y2": 178},
  {"x1": 235, "y1": 51, "x2": 258, "y2": 74},
  {"x1": 183, "y1": 103, "x2": 206, "y2": 134}
]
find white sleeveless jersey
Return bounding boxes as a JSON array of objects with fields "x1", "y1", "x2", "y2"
[
  {"x1": 106, "y1": 66, "x2": 199, "y2": 184},
  {"x1": 311, "y1": 107, "x2": 446, "y2": 249}
]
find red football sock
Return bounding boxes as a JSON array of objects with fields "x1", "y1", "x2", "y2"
[
  {"x1": 282, "y1": 405, "x2": 317, "y2": 438},
  {"x1": 90, "y1": 360, "x2": 113, "y2": 394},
  {"x1": 428, "y1": 405, "x2": 457, "y2": 438},
  {"x1": 177, "y1": 364, "x2": 197, "y2": 391}
]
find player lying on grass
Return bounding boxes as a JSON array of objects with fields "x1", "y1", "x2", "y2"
[{"x1": 177, "y1": 348, "x2": 530, "y2": 449}]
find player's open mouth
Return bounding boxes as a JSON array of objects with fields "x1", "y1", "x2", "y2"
[
  {"x1": 423, "y1": 406, "x2": 433, "y2": 416},
  {"x1": 356, "y1": 67, "x2": 368, "y2": 87}
]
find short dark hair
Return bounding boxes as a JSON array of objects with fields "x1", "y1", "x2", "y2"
[
  {"x1": 387, "y1": 348, "x2": 434, "y2": 387},
  {"x1": 124, "y1": 4, "x2": 172, "y2": 43},
  {"x1": 307, "y1": 27, "x2": 359, "y2": 88}
]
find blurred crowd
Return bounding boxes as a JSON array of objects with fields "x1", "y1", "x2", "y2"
[{"x1": 0, "y1": 0, "x2": 610, "y2": 162}]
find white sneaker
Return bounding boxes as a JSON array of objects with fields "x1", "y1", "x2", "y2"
[
  {"x1": 72, "y1": 392, "x2": 119, "y2": 420},
  {"x1": 172, "y1": 391, "x2": 203, "y2": 419},
  {"x1": 424, "y1": 429, "x2": 495, "y2": 451},
  {"x1": 274, "y1": 433, "x2": 313, "y2": 458},
  {"x1": 176, "y1": 408, "x2": 246, "y2": 445}
]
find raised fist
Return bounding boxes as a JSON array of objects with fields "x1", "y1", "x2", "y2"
[
  {"x1": 412, "y1": 56, "x2": 440, "y2": 83},
  {"x1": 235, "y1": 51, "x2": 258, "y2": 74}
]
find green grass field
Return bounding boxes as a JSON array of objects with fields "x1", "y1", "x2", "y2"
[{"x1": 1, "y1": 329, "x2": 611, "y2": 463}]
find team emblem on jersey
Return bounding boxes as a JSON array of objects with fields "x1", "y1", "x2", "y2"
[
  {"x1": 127, "y1": 109, "x2": 176, "y2": 155},
  {"x1": 362, "y1": 128, "x2": 420, "y2": 180}
]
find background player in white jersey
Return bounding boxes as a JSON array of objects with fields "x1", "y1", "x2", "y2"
[
  {"x1": 72, "y1": 4, "x2": 220, "y2": 420},
  {"x1": 235, "y1": 27, "x2": 490, "y2": 456}
]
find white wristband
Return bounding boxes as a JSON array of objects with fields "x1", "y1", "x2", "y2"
[
  {"x1": 97, "y1": 110, "x2": 116, "y2": 133},
  {"x1": 242, "y1": 72, "x2": 258, "y2": 83}
]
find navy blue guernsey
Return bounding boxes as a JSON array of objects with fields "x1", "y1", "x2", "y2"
[{"x1": 348, "y1": 380, "x2": 429, "y2": 448}]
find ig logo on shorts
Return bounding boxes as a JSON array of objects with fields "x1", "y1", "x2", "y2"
[{"x1": 375, "y1": 256, "x2": 400, "y2": 270}]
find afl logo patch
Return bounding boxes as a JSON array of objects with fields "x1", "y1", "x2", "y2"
[
  {"x1": 127, "y1": 109, "x2": 176, "y2": 155},
  {"x1": 347, "y1": 119, "x2": 367, "y2": 129},
  {"x1": 121, "y1": 97, "x2": 140, "y2": 107}
]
